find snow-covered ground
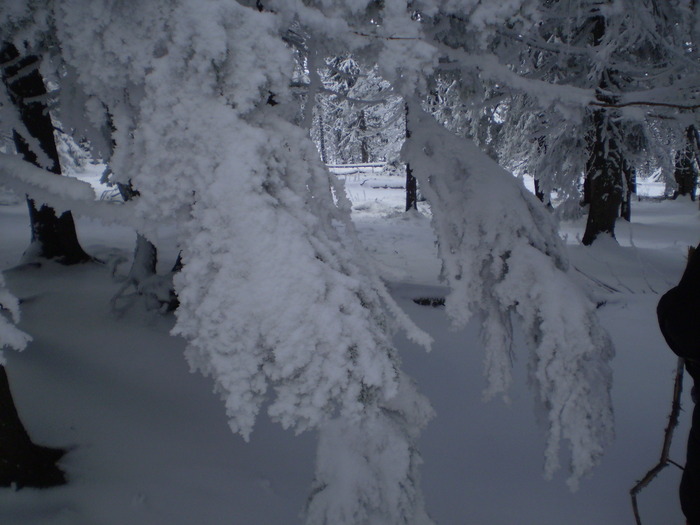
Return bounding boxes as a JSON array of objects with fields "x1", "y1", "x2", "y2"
[{"x1": 0, "y1": 167, "x2": 697, "y2": 524}]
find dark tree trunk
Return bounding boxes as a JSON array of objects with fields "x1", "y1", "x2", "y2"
[
  {"x1": 620, "y1": 161, "x2": 636, "y2": 222},
  {"x1": 405, "y1": 165, "x2": 417, "y2": 211},
  {"x1": 581, "y1": 16, "x2": 624, "y2": 246},
  {"x1": 673, "y1": 126, "x2": 698, "y2": 201},
  {"x1": 359, "y1": 109, "x2": 369, "y2": 164},
  {"x1": 404, "y1": 103, "x2": 417, "y2": 211},
  {"x1": 0, "y1": 42, "x2": 69, "y2": 489},
  {"x1": 582, "y1": 107, "x2": 623, "y2": 245},
  {"x1": 0, "y1": 367, "x2": 66, "y2": 488},
  {"x1": 318, "y1": 109, "x2": 327, "y2": 165},
  {"x1": 534, "y1": 178, "x2": 546, "y2": 204},
  {"x1": 533, "y1": 136, "x2": 547, "y2": 204},
  {"x1": 0, "y1": 43, "x2": 90, "y2": 265}
]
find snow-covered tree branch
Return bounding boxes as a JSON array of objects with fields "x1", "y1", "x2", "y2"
[{"x1": 6, "y1": 0, "x2": 695, "y2": 520}]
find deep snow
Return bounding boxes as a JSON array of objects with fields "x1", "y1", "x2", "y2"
[{"x1": 0, "y1": 167, "x2": 697, "y2": 524}]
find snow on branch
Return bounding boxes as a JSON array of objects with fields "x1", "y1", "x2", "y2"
[
  {"x1": 403, "y1": 101, "x2": 614, "y2": 488},
  {"x1": 591, "y1": 100, "x2": 700, "y2": 111},
  {"x1": 308, "y1": 375, "x2": 434, "y2": 525},
  {"x1": 0, "y1": 152, "x2": 95, "y2": 202},
  {"x1": 0, "y1": 273, "x2": 31, "y2": 364},
  {"x1": 50, "y1": 1, "x2": 435, "y2": 519},
  {"x1": 172, "y1": 111, "x2": 427, "y2": 439},
  {"x1": 434, "y1": 49, "x2": 596, "y2": 117},
  {"x1": 0, "y1": 152, "x2": 135, "y2": 226}
]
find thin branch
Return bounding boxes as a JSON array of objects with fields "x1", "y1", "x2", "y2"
[
  {"x1": 592, "y1": 100, "x2": 700, "y2": 111},
  {"x1": 630, "y1": 357, "x2": 685, "y2": 525},
  {"x1": 495, "y1": 27, "x2": 591, "y2": 56},
  {"x1": 352, "y1": 31, "x2": 419, "y2": 41},
  {"x1": 290, "y1": 81, "x2": 396, "y2": 107}
]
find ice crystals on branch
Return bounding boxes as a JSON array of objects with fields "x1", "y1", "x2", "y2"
[{"x1": 403, "y1": 101, "x2": 614, "y2": 488}]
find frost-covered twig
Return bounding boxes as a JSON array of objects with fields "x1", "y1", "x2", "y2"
[
  {"x1": 630, "y1": 357, "x2": 685, "y2": 525},
  {"x1": 0, "y1": 152, "x2": 139, "y2": 227}
]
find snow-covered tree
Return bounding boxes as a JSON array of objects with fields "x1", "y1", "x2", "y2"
[
  {"x1": 673, "y1": 125, "x2": 700, "y2": 200},
  {"x1": 0, "y1": 41, "x2": 90, "y2": 264},
  {"x1": 0, "y1": 33, "x2": 85, "y2": 490},
  {"x1": 8, "y1": 1, "x2": 434, "y2": 521},
  {"x1": 0, "y1": 0, "x2": 660, "y2": 520},
  {"x1": 313, "y1": 58, "x2": 404, "y2": 165}
]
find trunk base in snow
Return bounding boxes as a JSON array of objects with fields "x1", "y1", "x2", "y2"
[
  {"x1": 24, "y1": 202, "x2": 93, "y2": 266},
  {"x1": 0, "y1": 367, "x2": 67, "y2": 489}
]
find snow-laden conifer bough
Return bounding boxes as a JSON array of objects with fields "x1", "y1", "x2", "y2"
[{"x1": 0, "y1": 0, "x2": 647, "y2": 522}]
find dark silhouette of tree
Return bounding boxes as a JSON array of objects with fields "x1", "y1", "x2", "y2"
[
  {"x1": 672, "y1": 126, "x2": 699, "y2": 201},
  {"x1": 1, "y1": 43, "x2": 90, "y2": 265},
  {"x1": 581, "y1": 15, "x2": 625, "y2": 245},
  {"x1": 0, "y1": 366, "x2": 66, "y2": 488}
]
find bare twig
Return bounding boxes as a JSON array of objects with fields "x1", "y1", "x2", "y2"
[{"x1": 630, "y1": 357, "x2": 685, "y2": 525}]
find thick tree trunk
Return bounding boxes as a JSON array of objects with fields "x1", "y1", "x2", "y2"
[
  {"x1": 582, "y1": 16, "x2": 624, "y2": 245},
  {"x1": 0, "y1": 43, "x2": 90, "y2": 265},
  {"x1": 0, "y1": 42, "x2": 69, "y2": 489},
  {"x1": 582, "y1": 108, "x2": 623, "y2": 245},
  {"x1": 0, "y1": 367, "x2": 66, "y2": 488},
  {"x1": 673, "y1": 126, "x2": 698, "y2": 201}
]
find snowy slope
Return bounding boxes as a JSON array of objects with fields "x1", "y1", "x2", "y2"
[{"x1": 0, "y1": 170, "x2": 697, "y2": 524}]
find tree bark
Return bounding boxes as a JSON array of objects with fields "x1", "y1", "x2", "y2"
[
  {"x1": 405, "y1": 164, "x2": 417, "y2": 211},
  {"x1": 404, "y1": 103, "x2": 417, "y2": 211},
  {"x1": 359, "y1": 109, "x2": 369, "y2": 164},
  {"x1": 0, "y1": 42, "x2": 90, "y2": 265},
  {"x1": 318, "y1": 109, "x2": 327, "y2": 164},
  {"x1": 673, "y1": 125, "x2": 698, "y2": 201},
  {"x1": 581, "y1": 16, "x2": 624, "y2": 245},
  {"x1": 582, "y1": 106, "x2": 623, "y2": 245}
]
